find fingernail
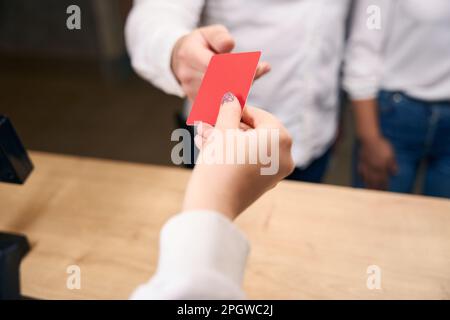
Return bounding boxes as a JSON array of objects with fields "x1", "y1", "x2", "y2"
[{"x1": 221, "y1": 92, "x2": 235, "y2": 105}]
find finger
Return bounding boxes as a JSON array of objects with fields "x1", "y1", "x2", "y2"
[
  {"x1": 376, "y1": 174, "x2": 388, "y2": 190},
  {"x1": 184, "y1": 85, "x2": 199, "y2": 102},
  {"x1": 202, "y1": 128, "x2": 214, "y2": 141},
  {"x1": 358, "y1": 164, "x2": 372, "y2": 188},
  {"x1": 254, "y1": 61, "x2": 271, "y2": 80},
  {"x1": 378, "y1": 161, "x2": 392, "y2": 189},
  {"x1": 199, "y1": 24, "x2": 235, "y2": 53},
  {"x1": 359, "y1": 164, "x2": 382, "y2": 190},
  {"x1": 194, "y1": 134, "x2": 205, "y2": 150},
  {"x1": 188, "y1": 44, "x2": 214, "y2": 71},
  {"x1": 183, "y1": 76, "x2": 203, "y2": 101},
  {"x1": 239, "y1": 122, "x2": 252, "y2": 131},
  {"x1": 364, "y1": 171, "x2": 382, "y2": 190},
  {"x1": 241, "y1": 105, "x2": 282, "y2": 129},
  {"x1": 180, "y1": 68, "x2": 204, "y2": 85},
  {"x1": 215, "y1": 92, "x2": 242, "y2": 129},
  {"x1": 197, "y1": 123, "x2": 214, "y2": 142},
  {"x1": 371, "y1": 170, "x2": 388, "y2": 190},
  {"x1": 196, "y1": 122, "x2": 213, "y2": 137}
]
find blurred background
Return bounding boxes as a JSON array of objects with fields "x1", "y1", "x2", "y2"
[{"x1": 0, "y1": 0, "x2": 353, "y2": 186}]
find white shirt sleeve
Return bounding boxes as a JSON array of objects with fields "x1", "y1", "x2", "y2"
[
  {"x1": 343, "y1": 0, "x2": 393, "y2": 100},
  {"x1": 130, "y1": 210, "x2": 250, "y2": 300},
  {"x1": 125, "y1": 0, "x2": 205, "y2": 97}
]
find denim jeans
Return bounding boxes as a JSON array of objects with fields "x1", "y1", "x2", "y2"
[
  {"x1": 286, "y1": 146, "x2": 332, "y2": 183},
  {"x1": 353, "y1": 91, "x2": 450, "y2": 198}
]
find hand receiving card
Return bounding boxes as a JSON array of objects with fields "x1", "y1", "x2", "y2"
[{"x1": 186, "y1": 51, "x2": 261, "y2": 126}]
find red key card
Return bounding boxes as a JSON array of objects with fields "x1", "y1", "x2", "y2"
[{"x1": 186, "y1": 51, "x2": 261, "y2": 126}]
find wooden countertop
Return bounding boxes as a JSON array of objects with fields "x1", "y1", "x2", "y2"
[{"x1": 0, "y1": 151, "x2": 449, "y2": 299}]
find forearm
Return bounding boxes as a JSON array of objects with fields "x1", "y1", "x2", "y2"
[
  {"x1": 352, "y1": 99, "x2": 382, "y2": 143},
  {"x1": 125, "y1": 0, "x2": 203, "y2": 96}
]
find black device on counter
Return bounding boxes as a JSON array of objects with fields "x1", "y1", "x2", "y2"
[
  {"x1": 0, "y1": 115, "x2": 32, "y2": 299},
  {"x1": 0, "y1": 115, "x2": 33, "y2": 184}
]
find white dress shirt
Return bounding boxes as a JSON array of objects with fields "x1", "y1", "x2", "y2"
[
  {"x1": 344, "y1": 0, "x2": 450, "y2": 101},
  {"x1": 125, "y1": 0, "x2": 350, "y2": 168},
  {"x1": 130, "y1": 210, "x2": 249, "y2": 299}
]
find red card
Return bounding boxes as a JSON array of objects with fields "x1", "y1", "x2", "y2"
[{"x1": 186, "y1": 51, "x2": 261, "y2": 126}]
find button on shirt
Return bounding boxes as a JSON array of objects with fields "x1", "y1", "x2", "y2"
[{"x1": 126, "y1": 0, "x2": 350, "y2": 168}]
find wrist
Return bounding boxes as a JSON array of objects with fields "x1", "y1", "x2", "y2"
[
  {"x1": 358, "y1": 132, "x2": 383, "y2": 145},
  {"x1": 182, "y1": 197, "x2": 239, "y2": 221},
  {"x1": 170, "y1": 35, "x2": 186, "y2": 80}
]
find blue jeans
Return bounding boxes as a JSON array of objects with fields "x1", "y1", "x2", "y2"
[
  {"x1": 353, "y1": 91, "x2": 450, "y2": 198},
  {"x1": 286, "y1": 146, "x2": 332, "y2": 183}
]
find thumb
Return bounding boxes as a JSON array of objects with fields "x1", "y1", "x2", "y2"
[
  {"x1": 216, "y1": 92, "x2": 242, "y2": 129},
  {"x1": 200, "y1": 24, "x2": 235, "y2": 53},
  {"x1": 241, "y1": 105, "x2": 282, "y2": 129}
]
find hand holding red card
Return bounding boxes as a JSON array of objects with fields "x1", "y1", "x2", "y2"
[{"x1": 186, "y1": 51, "x2": 261, "y2": 126}]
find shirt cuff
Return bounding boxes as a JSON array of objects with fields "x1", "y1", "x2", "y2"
[
  {"x1": 157, "y1": 210, "x2": 250, "y2": 286},
  {"x1": 130, "y1": 210, "x2": 250, "y2": 299},
  {"x1": 343, "y1": 77, "x2": 379, "y2": 101},
  {"x1": 152, "y1": 27, "x2": 189, "y2": 97},
  {"x1": 129, "y1": 25, "x2": 189, "y2": 97}
]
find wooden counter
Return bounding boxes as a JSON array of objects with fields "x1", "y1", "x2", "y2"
[{"x1": 0, "y1": 151, "x2": 449, "y2": 299}]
